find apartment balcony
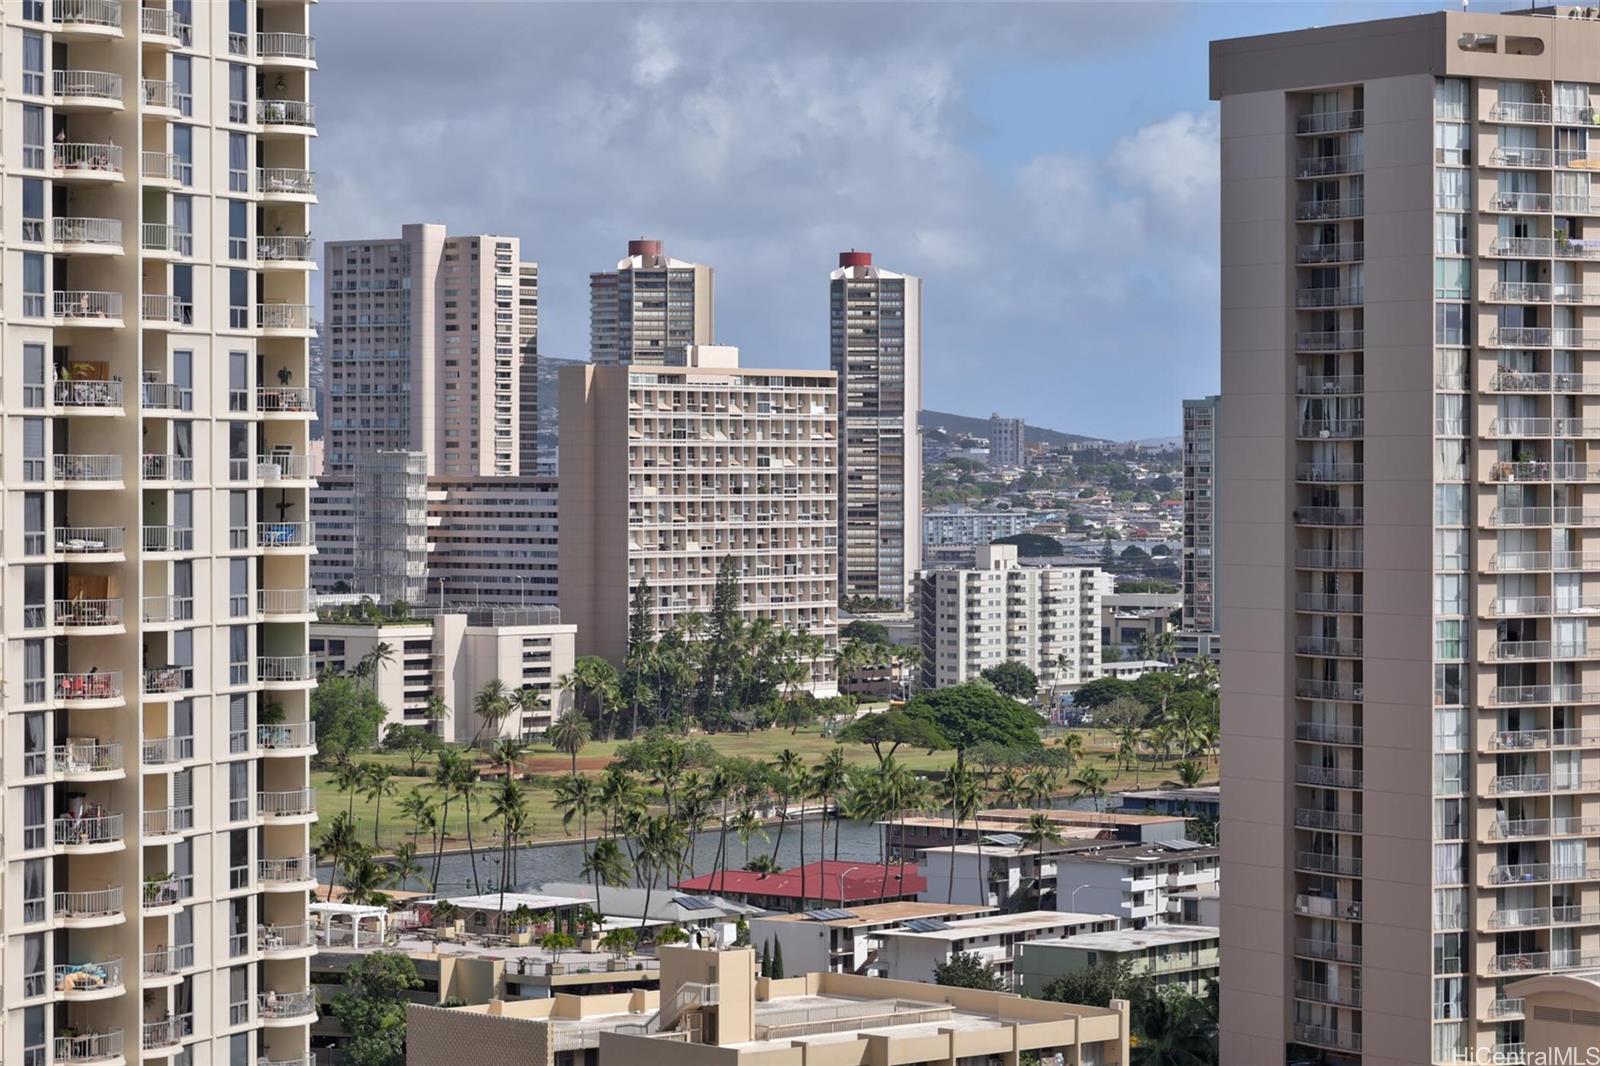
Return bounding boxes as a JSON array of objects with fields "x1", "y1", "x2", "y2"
[
  {"x1": 1296, "y1": 592, "x2": 1363, "y2": 613},
  {"x1": 58, "y1": 201, "x2": 128, "y2": 242},
  {"x1": 1294, "y1": 721, "x2": 1364, "y2": 745},
  {"x1": 259, "y1": 923, "x2": 314, "y2": 957},
  {"x1": 1293, "y1": 505, "x2": 1363, "y2": 526},
  {"x1": 141, "y1": 222, "x2": 191, "y2": 258},
  {"x1": 1488, "y1": 461, "x2": 1600, "y2": 484},
  {"x1": 259, "y1": 990, "x2": 318, "y2": 1023},
  {"x1": 1489, "y1": 863, "x2": 1555, "y2": 885},
  {"x1": 1296, "y1": 242, "x2": 1364, "y2": 264},
  {"x1": 143, "y1": 453, "x2": 194, "y2": 483},
  {"x1": 1296, "y1": 154, "x2": 1363, "y2": 178},
  {"x1": 1295, "y1": 330, "x2": 1364, "y2": 352},
  {"x1": 1295, "y1": 549, "x2": 1364, "y2": 570},
  {"x1": 143, "y1": 595, "x2": 195, "y2": 626},
  {"x1": 259, "y1": 855, "x2": 317, "y2": 890},
  {"x1": 259, "y1": 166, "x2": 317, "y2": 199},
  {"x1": 260, "y1": 655, "x2": 316, "y2": 687},
  {"x1": 1492, "y1": 728, "x2": 1553, "y2": 749},
  {"x1": 52, "y1": 290, "x2": 123, "y2": 325},
  {"x1": 1489, "y1": 369, "x2": 1600, "y2": 392},
  {"x1": 258, "y1": 30, "x2": 317, "y2": 65},
  {"x1": 1297, "y1": 109, "x2": 1363, "y2": 134},
  {"x1": 1293, "y1": 894, "x2": 1362, "y2": 921},
  {"x1": 1296, "y1": 418, "x2": 1363, "y2": 440},
  {"x1": 1489, "y1": 100, "x2": 1552, "y2": 124},
  {"x1": 1294, "y1": 765, "x2": 1363, "y2": 790},
  {"x1": 53, "y1": 453, "x2": 123, "y2": 487},
  {"x1": 260, "y1": 587, "x2": 316, "y2": 618},
  {"x1": 258, "y1": 235, "x2": 315, "y2": 267},
  {"x1": 1297, "y1": 375, "x2": 1364, "y2": 396},
  {"x1": 141, "y1": 149, "x2": 181, "y2": 185},
  {"x1": 1490, "y1": 773, "x2": 1551, "y2": 795},
  {"x1": 53, "y1": 377, "x2": 124, "y2": 414},
  {"x1": 1296, "y1": 634, "x2": 1364, "y2": 659},
  {"x1": 142, "y1": 1013, "x2": 192, "y2": 1053},
  {"x1": 1294, "y1": 808, "x2": 1363, "y2": 833},
  {"x1": 258, "y1": 788, "x2": 317, "y2": 821},
  {"x1": 1296, "y1": 287, "x2": 1364, "y2": 309},
  {"x1": 1558, "y1": 149, "x2": 1600, "y2": 169},
  {"x1": 1492, "y1": 326, "x2": 1554, "y2": 348},
  {"x1": 1490, "y1": 506, "x2": 1600, "y2": 527},
  {"x1": 142, "y1": 381, "x2": 193, "y2": 411},
  {"x1": 54, "y1": 886, "x2": 123, "y2": 927},
  {"x1": 1296, "y1": 196, "x2": 1363, "y2": 221},
  {"x1": 53, "y1": 598, "x2": 124, "y2": 633},
  {"x1": 54, "y1": 525, "x2": 124, "y2": 558},
  {"x1": 1489, "y1": 235, "x2": 1600, "y2": 259},
  {"x1": 143, "y1": 665, "x2": 193, "y2": 696},
  {"x1": 1489, "y1": 998, "x2": 1527, "y2": 1022},
  {"x1": 54, "y1": 671, "x2": 123, "y2": 705},
  {"x1": 54, "y1": 956, "x2": 123, "y2": 1000},
  {"x1": 1292, "y1": 1024, "x2": 1361, "y2": 1053},
  {"x1": 141, "y1": 735, "x2": 194, "y2": 769},
  {"x1": 1490, "y1": 951, "x2": 1553, "y2": 975},
  {"x1": 141, "y1": 525, "x2": 195, "y2": 554},
  {"x1": 53, "y1": 741, "x2": 123, "y2": 780},
  {"x1": 143, "y1": 805, "x2": 194, "y2": 839},
  {"x1": 142, "y1": 876, "x2": 186, "y2": 912},
  {"x1": 1296, "y1": 678, "x2": 1362, "y2": 701},
  {"x1": 259, "y1": 386, "x2": 316, "y2": 415},
  {"x1": 259, "y1": 1057, "x2": 317, "y2": 1066},
  {"x1": 139, "y1": 5, "x2": 187, "y2": 45},
  {"x1": 1294, "y1": 937, "x2": 1363, "y2": 964},
  {"x1": 52, "y1": 71, "x2": 123, "y2": 116},
  {"x1": 53, "y1": 1028, "x2": 123, "y2": 1064},
  {"x1": 52, "y1": 142, "x2": 124, "y2": 181},
  {"x1": 258, "y1": 521, "x2": 315, "y2": 551},
  {"x1": 52, "y1": 0, "x2": 123, "y2": 37},
  {"x1": 141, "y1": 293, "x2": 193, "y2": 327},
  {"x1": 1489, "y1": 146, "x2": 1556, "y2": 168},
  {"x1": 258, "y1": 302, "x2": 316, "y2": 334},
  {"x1": 257, "y1": 98, "x2": 316, "y2": 131},
  {"x1": 1486, "y1": 190, "x2": 1553, "y2": 213},
  {"x1": 259, "y1": 721, "x2": 316, "y2": 755},
  {"x1": 1294, "y1": 979, "x2": 1362, "y2": 1008},
  {"x1": 141, "y1": 77, "x2": 179, "y2": 114},
  {"x1": 1295, "y1": 461, "x2": 1364, "y2": 483}
]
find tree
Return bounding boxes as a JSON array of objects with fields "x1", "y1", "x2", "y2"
[
  {"x1": 483, "y1": 777, "x2": 530, "y2": 923},
  {"x1": 335, "y1": 760, "x2": 367, "y2": 820},
  {"x1": 1020, "y1": 812, "x2": 1063, "y2": 910},
  {"x1": 470, "y1": 679, "x2": 511, "y2": 748},
  {"x1": 1130, "y1": 990, "x2": 1218, "y2": 1066},
  {"x1": 315, "y1": 811, "x2": 359, "y2": 902},
  {"x1": 1041, "y1": 958, "x2": 1156, "y2": 1011},
  {"x1": 937, "y1": 766, "x2": 981, "y2": 904},
  {"x1": 904, "y1": 683, "x2": 1043, "y2": 764},
  {"x1": 386, "y1": 842, "x2": 423, "y2": 891},
  {"x1": 932, "y1": 950, "x2": 1006, "y2": 991},
  {"x1": 600, "y1": 927, "x2": 637, "y2": 959},
  {"x1": 770, "y1": 938, "x2": 785, "y2": 979},
  {"x1": 1092, "y1": 696, "x2": 1150, "y2": 736},
  {"x1": 362, "y1": 764, "x2": 398, "y2": 849},
  {"x1": 330, "y1": 951, "x2": 423, "y2": 1066},
  {"x1": 1070, "y1": 765, "x2": 1111, "y2": 811},
  {"x1": 554, "y1": 775, "x2": 599, "y2": 892},
  {"x1": 581, "y1": 837, "x2": 632, "y2": 891},
  {"x1": 840, "y1": 619, "x2": 890, "y2": 645},
  {"x1": 838, "y1": 708, "x2": 947, "y2": 766},
  {"x1": 1173, "y1": 759, "x2": 1206, "y2": 788},
  {"x1": 311, "y1": 675, "x2": 388, "y2": 767},
  {"x1": 547, "y1": 707, "x2": 592, "y2": 778},
  {"x1": 382, "y1": 723, "x2": 441, "y2": 774},
  {"x1": 980, "y1": 661, "x2": 1039, "y2": 701},
  {"x1": 1070, "y1": 677, "x2": 1134, "y2": 712},
  {"x1": 991, "y1": 532, "x2": 1064, "y2": 556},
  {"x1": 341, "y1": 850, "x2": 390, "y2": 907},
  {"x1": 539, "y1": 931, "x2": 576, "y2": 965}
]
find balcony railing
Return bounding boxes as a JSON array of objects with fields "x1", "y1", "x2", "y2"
[
  {"x1": 1490, "y1": 146, "x2": 1555, "y2": 167},
  {"x1": 1493, "y1": 729, "x2": 1551, "y2": 749},
  {"x1": 258, "y1": 521, "x2": 315, "y2": 548},
  {"x1": 143, "y1": 595, "x2": 195, "y2": 624},
  {"x1": 1296, "y1": 330, "x2": 1364, "y2": 351},
  {"x1": 259, "y1": 721, "x2": 316, "y2": 751},
  {"x1": 1296, "y1": 287, "x2": 1364, "y2": 309},
  {"x1": 1294, "y1": 808, "x2": 1362, "y2": 832},
  {"x1": 54, "y1": 377, "x2": 124, "y2": 409},
  {"x1": 259, "y1": 386, "x2": 316, "y2": 412},
  {"x1": 1490, "y1": 774, "x2": 1550, "y2": 795},
  {"x1": 1294, "y1": 937, "x2": 1363, "y2": 964},
  {"x1": 1297, "y1": 419, "x2": 1364, "y2": 439},
  {"x1": 54, "y1": 813, "x2": 124, "y2": 847},
  {"x1": 54, "y1": 741, "x2": 122, "y2": 775},
  {"x1": 142, "y1": 78, "x2": 177, "y2": 109},
  {"x1": 1294, "y1": 721, "x2": 1363, "y2": 745},
  {"x1": 260, "y1": 855, "x2": 316, "y2": 884},
  {"x1": 141, "y1": 1013, "x2": 193, "y2": 1050},
  {"x1": 1297, "y1": 242, "x2": 1364, "y2": 264},
  {"x1": 1491, "y1": 506, "x2": 1600, "y2": 527},
  {"x1": 1293, "y1": 505, "x2": 1363, "y2": 525},
  {"x1": 142, "y1": 735, "x2": 194, "y2": 767},
  {"x1": 1294, "y1": 979, "x2": 1361, "y2": 1007},
  {"x1": 1295, "y1": 550, "x2": 1363, "y2": 570},
  {"x1": 54, "y1": 526, "x2": 123, "y2": 554},
  {"x1": 142, "y1": 525, "x2": 195, "y2": 553},
  {"x1": 1297, "y1": 109, "x2": 1363, "y2": 134},
  {"x1": 143, "y1": 453, "x2": 194, "y2": 481},
  {"x1": 258, "y1": 32, "x2": 317, "y2": 61},
  {"x1": 143, "y1": 665, "x2": 193, "y2": 694},
  {"x1": 1491, "y1": 101, "x2": 1551, "y2": 123},
  {"x1": 259, "y1": 924, "x2": 313, "y2": 954},
  {"x1": 142, "y1": 381, "x2": 193, "y2": 409},
  {"x1": 260, "y1": 588, "x2": 316, "y2": 616},
  {"x1": 258, "y1": 990, "x2": 318, "y2": 1019},
  {"x1": 1295, "y1": 462, "x2": 1363, "y2": 482},
  {"x1": 259, "y1": 166, "x2": 317, "y2": 196},
  {"x1": 1294, "y1": 766, "x2": 1363, "y2": 789},
  {"x1": 258, "y1": 788, "x2": 317, "y2": 818},
  {"x1": 54, "y1": 671, "x2": 122, "y2": 702},
  {"x1": 141, "y1": 293, "x2": 193, "y2": 325},
  {"x1": 54, "y1": 1029, "x2": 123, "y2": 1063},
  {"x1": 258, "y1": 302, "x2": 315, "y2": 330},
  {"x1": 54, "y1": 453, "x2": 122, "y2": 482},
  {"x1": 257, "y1": 98, "x2": 316, "y2": 127},
  {"x1": 260, "y1": 655, "x2": 316, "y2": 684},
  {"x1": 258, "y1": 235, "x2": 315, "y2": 263},
  {"x1": 143, "y1": 806, "x2": 194, "y2": 836},
  {"x1": 54, "y1": 216, "x2": 123, "y2": 248},
  {"x1": 54, "y1": 0, "x2": 123, "y2": 29},
  {"x1": 1295, "y1": 634, "x2": 1363, "y2": 657},
  {"x1": 1296, "y1": 154, "x2": 1363, "y2": 177},
  {"x1": 53, "y1": 598, "x2": 123, "y2": 629},
  {"x1": 1295, "y1": 197, "x2": 1363, "y2": 220},
  {"x1": 53, "y1": 142, "x2": 123, "y2": 175},
  {"x1": 1293, "y1": 1024, "x2": 1361, "y2": 1053},
  {"x1": 143, "y1": 876, "x2": 187, "y2": 910},
  {"x1": 1294, "y1": 894, "x2": 1361, "y2": 921},
  {"x1": 1295, "y1": 678, "x2": 1362, "y2": 701},
  {"x1": 54, "y1": 886, "x2": 123, "y2": 920},
  {"x1": 141, "y1": 222, "x2": 191, "y2": 255},
  {"x1": 54, "y1": 290, "x2": 122, "y2": 320},
  {"x1": 1296, "y1": 592, "x2": 1362, "y2": 613}
]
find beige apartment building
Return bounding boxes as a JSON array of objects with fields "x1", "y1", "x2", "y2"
[
  {"x1": 0, "y1": 1, "x2": 319, "y2": 1064},
  {"x1": 832, "y1": 251, "x2": 922, "y2": 609},
  {"x1": 589, "y1": 238, "x2": 714, "y2": 367},
  {"x1": 558, "y1": 346, "x2": 839, "y2": 672},
  {"x1": 989, "y1": 412, "x2": 1025, "y2": 468},
  {"x1": 1181, "y1": 395, "x2": 1220, "y2": 638},
  {"x1": 1213, "y1": 9, "x2": 1600, "y2": 1065},
  {"x1": 310, "y1": 608, "x2": 574, "y2": 741},
  {"x1": 323, "y1": 222, "x2": 539, "y2": 477},
  {"x1": 915, "y1": 544, "x2": 1104, "y2": 692}
]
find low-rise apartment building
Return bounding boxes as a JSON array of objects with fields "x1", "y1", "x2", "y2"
[
  {"x1": 1014, "y1": 924, "x2": 1221, "y2": 998},
  {"x1": 922, "y1": 506, "x2": 1038, "y2": 547},
  {"x1": 873, "y1": 911, "x2": 1119, "y2": 989},
  {"x1": 915, "y1": 544, "x2": 1105, "y2": 690},
  {"x1": 750, "y1": 901, "x2": 995, "y2": 976},
  {"x1": 310, "y1": 607, "x2": 574, "y2": 740}
]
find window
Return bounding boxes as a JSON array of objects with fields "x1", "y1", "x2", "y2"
[
  {"x1": 228, "y1": 200, "x2": 249, "y2": 260},
  {"x1": 1435, "y1": 619, "x2": 1464, "y2": 660},
  {"x1": 229, "y1": 269, "x2": 249, "y2": 329},
  {"x1": 22, "y1": 785, "x2": 45, "y2": 850},
  {"x1": 23, "y1": 494, "x2": 44, "y2": 556},
  {"x1": 22, "y1": 253, "x2": 44, "y2": 318},
  {"x1": 228, "y1": 132, "x2": 248, "y2": 192},
  {"x1": 22, "y1": 712, "x2": 45, "y2": 777},
  {"x1": 22, "y1": 105, "x2": 43, "y2": 169},
  {"x1": 1434, "y1": 258, "x2": 1470, "y2": 299},
  {"x1": 21, "y1": 179, "x2": 42, "y2": 243},
  {"x1": 228, "y1": 63, "x2": 249, "y2": 122},
  {"x1": 172, "y1": 125, "x2": 193, "y2": 185},
  {"x1": 22, "y1": 417, "x2": 45, "y2": 482},
  {"x1": 230, "y1": 559, "x2": 249, "y2": 617},
  {"x1": 21, "y1": 33, "x2": 42, "y2": 96},
  {"x1": 173, "y1": 55, "x2": 193, "y2": 115},
  {"x1": 21, "y1": 860, "x2": 45, "y2": 924},
  {"x1": 172, "y1": 195, "x2": 194, "y2": 256},
  {"x1": 22, "y1": 1005, "x2": 43, "y2": 1066},
  {"x1": 21, "y1": 344, "x2": 44, "y2": 407}
]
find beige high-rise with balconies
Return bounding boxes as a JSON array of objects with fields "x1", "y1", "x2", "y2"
[
  {"x1": 1214, "y1": 9, "x2": 1600, "y2": 1065},
  {"x1": 323, "y1": 223, "x2": 538, "y2": 477},
  {"x1": 589, "y1": 238, "x2": 714, "y2": 367},
  {"x1": 0, "y1": 1, "x2": 318, "y2": 1063},
  {"x1": 558, "y1": 345, "x2": 838, "y2": 672}
]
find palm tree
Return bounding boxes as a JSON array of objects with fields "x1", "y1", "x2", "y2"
[
  {"x1": 398, "y1": 789, "x2": 437, "y2": 857},
  {"x1": 547, "y1": 707, "x2": 592, "y2": 779},
  {"x1": 1020, "y1": 812, "x2": 1063, "y2": 911},
  {"x1": 1022, "y1": 766, "x2": 1059, "y2": 809},
  {"x1": 633, "y1": 815, "x2": 682, "y2": 937},
  {"x1": 1130, "y1": 989, "x2": 1217, "y2": 1065},
  {"x1": 334, "y1": 760, "x2": 366, "y2": 821},
  {"x1": 1173, "y1": 759, "x2": 1206, "y2": 788},
  {"x1": 453, "y1": 759, "x2": 484, "y2": 893},
  {"x1": 340, "y1": 849, "x2": 390, "y2": 906},
  {"x1": 490, "y1": 737, "x2": 526, "y2": 776},
  {"x1": 511, "y1": 686, "x2": 546, "y2": 740},
  {"x1": 1115, "y1": 724, "x2": 1144, "y2": 785},
  {"x1": 733, "y1": 808, "x2": 766, "y2": 869},
  {"x1": 936, "y1": 765, "x2": 981, "y2": 904},
  {"x1": 891, "y1": 770, "x2": 933, "y2": 901},
  {"x1": 471, "y1": 679, "x2": 511, "y2": 748},
  {"x1": 424, "y1": 693, "x2": 449, "y2": 734},
  {"x1": 992, "y1": 768, "x2": 1026, "y2": 809},
  {"x1": 387, "y1": 841, "x2": 424, "y2": 891},
  {"x1": 1070, "y1": 764, "x2": 1111, "y2": 812},
  {"x1": 581, "y1": 837, "x2": 632, "y2": 891},
  {"x1": 704, "y1": 766, "x2": 737, "y2": 894},
  {"x1": 361, "y1": 764, "x2": 397, "y2": 850},
  {"x1": 315, "y1": 812, "x2": 359, "y2": 902},
  {"x1": 428, "y1": 748, "x2": 464, "y2": 892},
  {"x1": 483, "y1": 777, "x2": 530, "y2": 924},
  {"x1": 812, "y1": 748, "x2": 850, "y2": 862},
  {"x1": 1057, "y1": 731, "x2": 1086, "y2": 773},
  {"x1": 769, "y1": 748, "x2": 803, "y2": 865},
  {"x1": 554, "y1": 776, "x2": 599, "y2": 894},
  {"x1": 743, "y1": 853, "x2": 780, "y2": 874},
  {"x1": 429, "y1": 899, "x2": 462, "y2": 931}
]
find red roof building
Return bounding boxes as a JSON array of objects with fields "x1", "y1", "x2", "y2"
[{"x1": 675, "y1": 861, "x2": 926, "y2": 913}]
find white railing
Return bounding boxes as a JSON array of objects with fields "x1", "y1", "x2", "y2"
[
  {"x1": 54, "y1": 1029, "x2": 123, "y2": 1063},
  {"x1": 259, "y1": 721, "x2": 316, "y2": 750},
  {"x1": 142, "y1": 735, "x2": 194, "y2": 766},
  {"x1": 259, "y1": 924, "x2": 313, "y2": 953},
  {"x1": 258, "y1": 789, "x2": 316, "y2": 817},
  {"x1": 1491, "y1": 101, "x2": 1551, "y2": 123},
  {"x1": 1296, "y1": 242, "x2": 1363, "y2": 263},
  {"x1": 142, "y1": 525, "x2": 195, "y2": 553},
  {"x1": 54, "y1": 453, "x2": 122, "y2": 481},
  {"x1": 1295, "y1": 196, "x2": 1362, "y2": 220},
  {"x1": 143, "y1": 453, "x2": 194, "y2": 481},
  {"x1": 258, "y1": 454, "x2": 315, "y2": 480},
  {"x1": 143, "y1": 806, "x2": 194, "y2": 836},
  {"x1": 142, "y1": 381, "x2": 193, "y2": 409},
  {"x1": 258, "y1": 521, "x2": 315, "y2": 548},
  {"x1": 54, "y1": 377, "x2": 123, "y2": 408},
  {"x1": 141, "y1": 293, "x2": 193, "y2": 324},
  {"x1": 54, "y1": 671, "x2": 122, "y2": 701},
  {"x1": 53, "y1": 741, "x2": 122, "y2": 774},
  {"x1": 141, "y1": 222, "x2": 187, "y2": 254},
  {"x1": 260, "y1": 855, "x2": 316, "y2": 884},
  {"x1": 257, "y1": 99, "x2": 315, "y2": 127},
  {"x1": 1294, "y1": 636, "x2": 1364, "y2": 659},
  {"x1": 143, "y1": 665, "x2": 193, "y2": 694},
  {"x1": 1490, "y1": 146, "x2": 1555, "y2": 167},
  {"x1": 258, "y1": 990, "x2": 317, "y2": 1019},
  {"x1": 53, "y1": 813, "x2": 125, "y2": 847},
  {"x1": 259, "y1": 167, "x2": 316, "y2": 195},
  {"x1": 258, "y1": 302, "x2": 315, "y2": 330},
  {"x1": 1296, "y1": 153, "x2": 1363, "y2": 177},
  {"x1": 54, "y1": 598, "x2": 123, "y2": 628},
  {"x1": 53, "y1": 0, "x2": 122, "y2": 29},
  {"x1": 142, "y1": 877, "x2": 186, "y2": 910},
  {"x1": 142, "y1": 150, "x2": 179, "y2": 180},
  {"x1": 54, "y1": 69, "x2": 123, "y2": 102},
  {"x1": 54, "y1": 886, "x2": 123, "y2": 920},
  {"x1": 142, "y1": 78, "x2": 177, "y2": 109},
  {"x1": 141, "y1": 1013, "x2": 192, "y2": 1050},
  {"x1": 259, "y1": 235, "x2": 315, "y2": 262},
  {"x1": 1297, "y1": 109, "x2": 1362, "y2": 134},
  {"x1": 260, "y1": 655, "x2": 316, "y2": 683},
  {"x1": 143, "y1": 595, "x2": 195, "y2": 624},
  {"x1": 259, "y1": 386, "x2": 316, "y2": 412},
  {"x1": 54, "y1": 290, "x2": 122, "y2": 320},
  {"x1": 258, "y1": 32, "x2": 316, "y2": 60},
  {"x1": 54, "y1": 526, "x2": 123, "y2": 553},
  {"x1": 260, "y1": 587, "x2": 315, "y2": 615},
  {"x1": 53, "y1": 142, "x2": 123, "y2": 174}
]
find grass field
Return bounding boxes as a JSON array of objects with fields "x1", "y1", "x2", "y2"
[{"x1": 312, "y1": 726, "x2": 1218, "y2": 854}]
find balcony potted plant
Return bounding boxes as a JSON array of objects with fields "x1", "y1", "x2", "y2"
[
  {"x1": 507, "y1": 903, "x2": 537, "y2": 947},
  {"x1": 539, "y1": 931, "x2": 575, "y2": 975},
  {"x1": 576, "y1": 906, "x2": 603, "y2": 952}
]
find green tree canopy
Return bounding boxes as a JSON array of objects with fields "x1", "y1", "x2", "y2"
[
  {"x1": 904, "y1": 683, "x2": 1042, "y2": 759},
  {"x1": 312, "y1": 675, "x2": 388, "y2": 767},
  {"x1": 330, "y1": 950, "x2": 423, "y2": 1066},
  {"x1": 980, "y1": 661, "x2": 1039, "y2": 701},
  {"x1": 841, "y1": 619, "x2": 891, "y2": 645},
  {"x1": 1069, "y1": 676, "x2": 1134, "y2": 711},
  {"x1": 837, "y1": 708, "x2": 947, "y2": 766},
  {"x1": 990, "y1": 532, "x2": 1064, "y2": 557},
  {"x1": 932, "y1": 950, "x2": 1007, "y2": 991}
]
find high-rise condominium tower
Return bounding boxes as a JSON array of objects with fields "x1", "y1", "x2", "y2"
[
  {"x1": 558, "y1": 345, "x2": 838, "y2": 669},
  {"x1": 0, "y1": 2, "x2": 319, "y2": 1064},
  {"x1": 1181, "y1": 395, "x2": 1220, "y2": 636},
  {"x1": 588, "y1": 238, "x2": 714, "y2": 366},
  {"x1": 831, "y1": 251, "x2": 922, "y2": 608},
  {"x1": 989, "y1": 413, "x2": 1025, "y2": 468},
  {"x1": 323, "y1": 223, "x2": 539, "y2": 476},
  {"x1": 1214, "y1": 11, "x2": 1600, "y2": 1065}
]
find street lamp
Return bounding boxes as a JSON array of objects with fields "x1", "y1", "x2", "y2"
[
  {"x1": 1067, "y1": 883, "x2": 1092, "y2": 911},
  {"x1": 837, "y1": 865, "x2": 862, "y2": 908}
]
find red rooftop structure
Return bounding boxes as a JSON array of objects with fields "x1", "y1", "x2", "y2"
[{"x1": 675, "y1": 861, "x2": 926, "y2": 913}]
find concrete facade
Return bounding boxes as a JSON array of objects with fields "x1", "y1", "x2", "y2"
[
  {"x1": 989, "y1": 413, "x2": 1026, "y2": 468},
  {"x1": 1181, "y1": 394, "x2": 1221, "y2": 635},
  {"x1": 588, "y1": 238, "x2": 713, "y2": 367},
  {"x1": 1013, "y1": 925, "x2": 1222, "y2": 999}
]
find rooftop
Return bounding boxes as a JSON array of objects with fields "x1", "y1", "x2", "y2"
[
  {"x1": 675, "y1": 861, "x2": 926, "y2": 902},
  {"x1": 1033, "y1": 924, "x2": 1221, "y2": 953},
  {"x1": 540, "y1": 882, "x2": 761, "y2": 921},
  {"x1": 754, "y1": 901, "x2": 995, "y2": 929},
  {"x1": 874, "y1": 910, "x2": 1117, "y2": 943}
]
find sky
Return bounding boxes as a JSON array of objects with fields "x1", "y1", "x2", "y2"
[{"x1": 313, "y1": 0, "x2": 1476, "y2": 440}]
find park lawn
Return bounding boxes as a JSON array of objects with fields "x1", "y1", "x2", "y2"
[{"x1": 311, "y1": 726, "x2": 1218, "y2": 853}]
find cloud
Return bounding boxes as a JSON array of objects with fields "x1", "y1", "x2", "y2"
[{"x1": 312, "y1": 1, "x2": 1213, "y2": 438}]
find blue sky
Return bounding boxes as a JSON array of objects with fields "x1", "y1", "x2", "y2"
[{"x1": 317, "y1": 1, "x2": 1480, "y2": 440}]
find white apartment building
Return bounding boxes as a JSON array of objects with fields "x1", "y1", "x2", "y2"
[
  {"x1": 832, "y1": 251, "x2": 922, "y2": 608},
  {"x1": 922, "y1": 506, "x2": 1037, "y2": 547},
  {"x1": 872, "y1": 911, "x2": 1118, "y2": 990},
  {"x1": 323, "y1": 223, "x2": 538, "y2": 477},
  {"x1": 0, "y1": 2, "x2": 319, "y2": 1064},
  {"x1": 1181, "y1": 395, "x2": 1219, "y2": 635},
  {"x1": 310, "y1": 607, "x2": 575, "y2": 742},
  {"x1": 588, "y1": 238, "x2": 713, "y2": 367},
  {"x1": 558, "y1": 345, "x2": 839, "y2": 671},
  {"x1": 988, "y1": 413, "x2": 1026, "y2": 468},
  {"x1": 311, "y1": 472, "x2": 559, "y2": 608},
  {"x1": 915, "y1": 544, "x2": 1104, "y2": 690}
]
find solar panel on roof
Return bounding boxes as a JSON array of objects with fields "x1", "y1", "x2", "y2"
[
  {"x1": 670, "y1": 895, "x2": 718, "y2": 910},
  {"x1": 903, "y1": 918, "x2": 951, "y2": 933},
  {"x1": 1161, "y1": 839, "x2": 1206, "y2": 851},
  {"x1": 984, "y1": 833, "x2": 1023, "y2": 847},
  {"x1": 803, "y1": 908, "x2": 856, "y2": 921}
]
